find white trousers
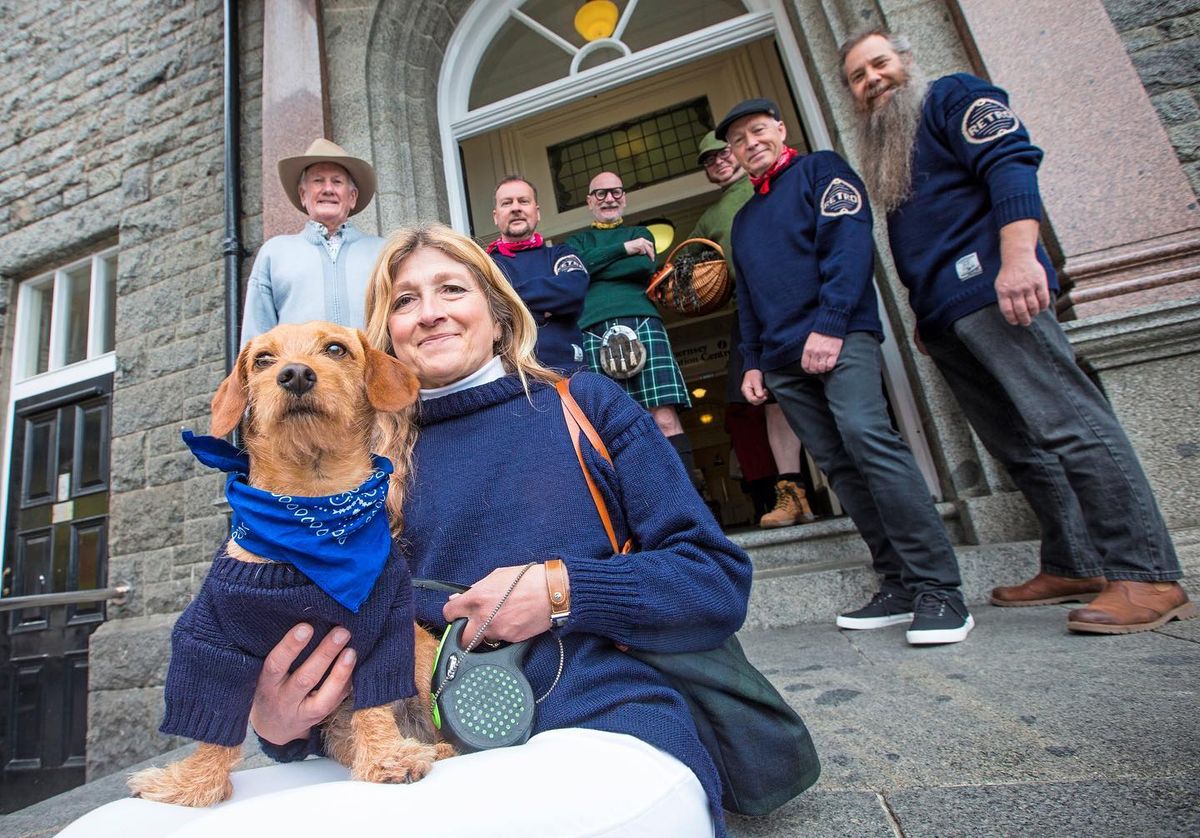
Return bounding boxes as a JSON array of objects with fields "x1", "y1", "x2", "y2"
[{"x1": 58, "y1": 729, "x2": 714, "y2": 838}]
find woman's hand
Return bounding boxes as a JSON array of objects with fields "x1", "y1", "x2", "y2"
[
  {"x1": 249, "y1": 624, "x2": 356, "y2": 746},
  {"x1": 443, "y1": 563, "x2": 552, "y2": 645}
]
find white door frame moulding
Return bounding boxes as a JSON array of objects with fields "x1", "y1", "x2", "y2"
[
  {"x1": 435, "y1": 0, "x2": 942, "y2": 498},
  {"x1": 438, "y1": 1, "x2": 832, "y2": 232}
]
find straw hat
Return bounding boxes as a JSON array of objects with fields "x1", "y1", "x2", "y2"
[{"x1": 277, "y1": 138, "x2": 377, "y2": 216}]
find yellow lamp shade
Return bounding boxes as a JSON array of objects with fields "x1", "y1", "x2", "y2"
[
  {"x1": 575, "y1": 0, "x2": 619, "y2": 42},
  {"x1": 643, "y1": 219, "x2": 675, "y2": 255}
]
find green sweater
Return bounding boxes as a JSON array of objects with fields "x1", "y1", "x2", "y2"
[
  {"x1": 566, "y1": 224, "x2": 660, "y2": 329},
  {"x1": 688, "y1": 176, "x2": 754, "y2": 282}
]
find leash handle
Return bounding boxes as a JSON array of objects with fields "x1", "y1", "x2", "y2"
[
  {"x1": 412, "y1": 578, "x2": 468, "y2": 595},
  {"x1": 555, "y1": 379, "x2": 632, "y2": 556}
]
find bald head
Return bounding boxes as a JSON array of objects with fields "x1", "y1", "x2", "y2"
[{"x1": 586, "y1": 172, "x2": 626, "y2": 224}]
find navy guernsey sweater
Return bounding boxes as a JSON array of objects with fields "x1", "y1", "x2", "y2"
[
  {"x1": 490, "y1": 243, "x2": 589, "y2": 371},
  {"x1": 163, "y1": 543, "x2": 416, "y2": 746},
  {"x1": 731, "y1": 151, "x2": 882, "y2": 373},
  {"x1": 888, "y1": 73, "x2": 1059, "y2": 337},
  {"x1": 261, "y1": 373, "x2": 752, "y2": 834}
]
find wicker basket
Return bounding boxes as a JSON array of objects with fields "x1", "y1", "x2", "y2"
[{"x1": 646, "y1": 237, "x2": 732, "y2": 317}]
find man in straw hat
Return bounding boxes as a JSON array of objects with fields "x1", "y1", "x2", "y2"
[
  {"x1": 719, "y1": 98, "x2": 969, "y2": 645},
  {"x1": 690, "y1": 130, "x2": 816, "y2": 529},
  {"x1": 241, "y1": 138, "x2": 383, "y2": 345}
]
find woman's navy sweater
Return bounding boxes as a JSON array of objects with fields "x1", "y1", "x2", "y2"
[
  {"x1": 730, "y1": 150, "x2": 882, "y2": 373},
  {"x1": 263, "y1": 373, "x2": 752, "y2": 833},
  {"x1": 887, "y1": 73, "x2": 1059, "y2": 337}
]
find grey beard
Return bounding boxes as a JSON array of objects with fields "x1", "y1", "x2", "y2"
[{"x1": 855, "y1": 68, "x2": 928, "y2": 214}]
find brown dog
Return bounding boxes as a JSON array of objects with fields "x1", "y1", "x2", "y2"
[{"x1": 128, "y1": 322, "x2": 452, "y2": 807}]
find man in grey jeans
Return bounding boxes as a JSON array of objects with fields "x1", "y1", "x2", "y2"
[{"x1": 841, "y1": 27, "x2": 1193, "y2": 634}]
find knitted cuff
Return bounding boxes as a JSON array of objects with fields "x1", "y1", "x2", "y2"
[
  {"x1": 812, "y1": 306, "x2": 852, "y2": 339},
  {"x1": 992, "y1": 192, "x2": 1043, "y2": 228},
  {"x1": 256, "y1": 729, "x2": 325, "y2": 763},
  {"x1": 160, "y1": 635, "x2": 260, "y2": 747},
  {"x1": 352, "y1": 667, "x2": 417, "y2": 710},
  {"x1": 741, "y1": 346, "x2": 762, "y2": 372},
  {"x1": 161, "y1": 695, "x2": 252, "y2": 747},
  {"x1": 559, "y1": 553, "x2": 643, "y2": 637}
]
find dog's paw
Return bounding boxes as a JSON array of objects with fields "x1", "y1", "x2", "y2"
[
  {"x1": 434, "y1": 742, "x2": 458, "y2": 761},
  {"x1": 128, "y1": 765, "x2": 233, "y2": 808},
  {"x1": 352, "y1": 741, "x2": 438, "y2": 784}
]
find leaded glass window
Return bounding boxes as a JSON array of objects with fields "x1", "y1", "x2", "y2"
[{"x1": 548, "y1": 97, "x2": 714, "y2": 211}]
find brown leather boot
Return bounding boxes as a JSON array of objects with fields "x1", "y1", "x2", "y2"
[
  {"x1": 759, "y1": 480, "x2": 815, "y2": 528},
  {"x1": 1067, "y1": 580, "x2": 1197, "y2": 634},
  {"x1": 990, "y1": 572, "x2": 1105, "y2": 607}
]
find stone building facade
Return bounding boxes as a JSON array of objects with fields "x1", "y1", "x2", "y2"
[{"x1": 0, "y1": 0, "x2": 1196, "y2": 791}]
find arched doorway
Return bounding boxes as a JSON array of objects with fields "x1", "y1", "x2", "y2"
[{"x1": 436, "y1": 0, "x2": 943, "y2": 525}]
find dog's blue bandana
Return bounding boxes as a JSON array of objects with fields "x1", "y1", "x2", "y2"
[{"x1": 182, "y1": 430, "x2": 393, "y2": 613}]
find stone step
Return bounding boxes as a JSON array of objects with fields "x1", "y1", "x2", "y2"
[
  {"x1": 736, "y1": 523, "x2": 1200, "y2": 631},
  {"x1": 743, "y1": 541, "x2": 1041, "y2": 630},
  {"x1": 730, "y1": 502, "x2": 967, "y2": 573}
]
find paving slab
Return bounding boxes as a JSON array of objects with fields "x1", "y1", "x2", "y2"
[
  {"x1": 734, "y1": 606, "x2": 1200, "y2": 836},
  {"x1": 726, "y1": 790, "x2": 893, "y2": 837},
  {"x1": 6, "y1": 608, "x2": 1197, "y2": 838},
  {"x1": 887, "y1": 776, "x2": 1200, "y2": 838}
]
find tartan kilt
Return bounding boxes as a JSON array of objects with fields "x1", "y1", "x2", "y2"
[{"x1": 582, "y1": 316, "x2": 692, "y2": 410}]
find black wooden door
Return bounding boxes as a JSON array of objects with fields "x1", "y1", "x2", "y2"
[{"x1": 0, "y1": 375, "x2": 111, "y2": 812}]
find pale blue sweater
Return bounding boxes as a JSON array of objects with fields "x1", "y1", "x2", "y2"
[{"x1": 241, "y1": 221, "x2": 385, "y2": 345}]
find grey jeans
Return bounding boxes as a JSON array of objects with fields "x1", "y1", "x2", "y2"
[
  {"x1": 924, "y1": 304, "x2": 1180, "y2": 581},
  {"x1": 765, "y1": 332, "x2": 962, "y2": 598}
]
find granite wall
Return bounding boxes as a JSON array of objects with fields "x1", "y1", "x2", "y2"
[
  {"x1": 1103, "y1": 0, "x2": 1200, "y2": 197},
  {"x1": 0, "y1": 0, "x2": 265, "y2": 779}
]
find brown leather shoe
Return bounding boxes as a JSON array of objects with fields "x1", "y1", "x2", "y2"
[
  {"x1": 990, "y1": 572, "x2": 1104, "y2": 607},
  {"x1": 1067, "y1": 580, "x2": 1198, "y2": 634}
]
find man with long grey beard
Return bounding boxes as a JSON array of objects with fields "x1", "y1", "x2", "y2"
[{"x1": 841, "y1": 28, "x2": 1194, "y2": 635}]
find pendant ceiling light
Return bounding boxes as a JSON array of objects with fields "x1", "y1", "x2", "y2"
[
  {"x1": 574, "y1": 0, "x2": 619, "y2": 42},
  {"x1": 642, "y1": 218, "x2": 676, "y2": 255}
]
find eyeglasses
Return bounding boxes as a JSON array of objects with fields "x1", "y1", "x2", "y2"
[
  {"x1": 588, "y1": 187, "x2": 625, "y2": 201},
  {"x1": 701, "y1": 147, "x2": 734, "y2": 169}
]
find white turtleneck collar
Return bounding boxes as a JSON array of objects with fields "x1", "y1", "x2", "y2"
[{"x1": 418, "y1": 355, "x2": 507, "y2": 401}]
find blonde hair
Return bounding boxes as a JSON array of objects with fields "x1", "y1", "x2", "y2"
[{"x1": 363, "y1": 223, "x2": 561, "y2": 532}]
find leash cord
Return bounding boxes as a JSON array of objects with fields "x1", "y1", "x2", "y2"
[{"x1": 432, "y1": 561, "x2": 565, "y2": 704}]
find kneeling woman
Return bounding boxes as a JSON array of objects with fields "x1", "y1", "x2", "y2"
[{"x1": 357, "y1": 224, "x2": 751, "y2": 836}]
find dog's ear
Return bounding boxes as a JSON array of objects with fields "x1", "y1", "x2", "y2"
[
  {"x1": 210, "y1": 349, "x2": 250, "y2": 437},
  {"x1": 361, "y1": 331, "x2": 419, "y2": 412}
]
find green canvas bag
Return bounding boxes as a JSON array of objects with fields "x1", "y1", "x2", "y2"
[{"x1": 556, "y1": 379, "x2": 821, "y2": 816}]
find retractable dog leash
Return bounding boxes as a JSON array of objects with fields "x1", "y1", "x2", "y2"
[{"x1": 415, "y1": 565, "x2": 564, "y2": 753}]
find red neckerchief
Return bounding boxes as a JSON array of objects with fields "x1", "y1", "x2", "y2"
[
  {"x1": 486, "y1": 233, "x2": 544, "y2": 257},
  {"x1": 749, "y1": 146, "x2": 798, "y2": 195}
]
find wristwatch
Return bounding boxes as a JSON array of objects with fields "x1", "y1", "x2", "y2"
[{"x1": 545, "y1": 558, "x2": 571, "y2": 629}]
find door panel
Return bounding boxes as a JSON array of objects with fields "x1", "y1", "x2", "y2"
[{"x1": 0, "y1": 375, "x2": 111, "y2": 812}]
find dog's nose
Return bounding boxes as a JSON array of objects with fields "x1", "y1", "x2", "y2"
[{"x1": 277, "y1": 363, "x2": 316, "y2": 396}]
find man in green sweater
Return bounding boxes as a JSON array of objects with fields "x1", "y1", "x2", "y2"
[
  {"x1": 690, "y1": 132, "x2": 815, "y2": 529},
  {"x1": 566, "y1": 172, "x2": 695, "y2": 476}
]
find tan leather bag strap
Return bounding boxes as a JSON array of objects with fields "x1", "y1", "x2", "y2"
[{"x1": 555, "y1": 379, "x2": 631, "y2": 555}]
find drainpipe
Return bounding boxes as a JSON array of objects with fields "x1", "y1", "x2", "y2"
[{"x1": 222, "y1": 0, "x2": 243, "y2": 376}]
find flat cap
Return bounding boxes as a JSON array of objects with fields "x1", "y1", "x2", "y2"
[
  {"x1": 695, "y1": 131, "x2": 727, "y2": 166},
  {"x1": 715, "y1": 98, "x2": 782, "y2": 141}
]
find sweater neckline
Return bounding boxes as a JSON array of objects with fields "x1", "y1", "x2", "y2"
[{"x1": 415, "y1": 375, "x2": 545, "y2": 426}]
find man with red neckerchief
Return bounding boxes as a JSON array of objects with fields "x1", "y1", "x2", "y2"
[
  {"x1": 487, "y1": 176, "x2": 590, "y2": 373},
  {"x1": 721, "y1": 98, "x2": 969, "y2": 646}
]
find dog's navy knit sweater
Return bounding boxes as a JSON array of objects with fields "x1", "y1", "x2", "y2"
[
  {"x1": 886, "y1": 73, "x2": 1059, "y2": 338},
  {"x1": 162, "y1": 543, "x2": 417, "y2": 746},
  {"x1": 730, "y1": 150, "x2": 882, "y2": 373},
  {"x1": 262, "y1": 372, "x2": 752, "y2": 835}
]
